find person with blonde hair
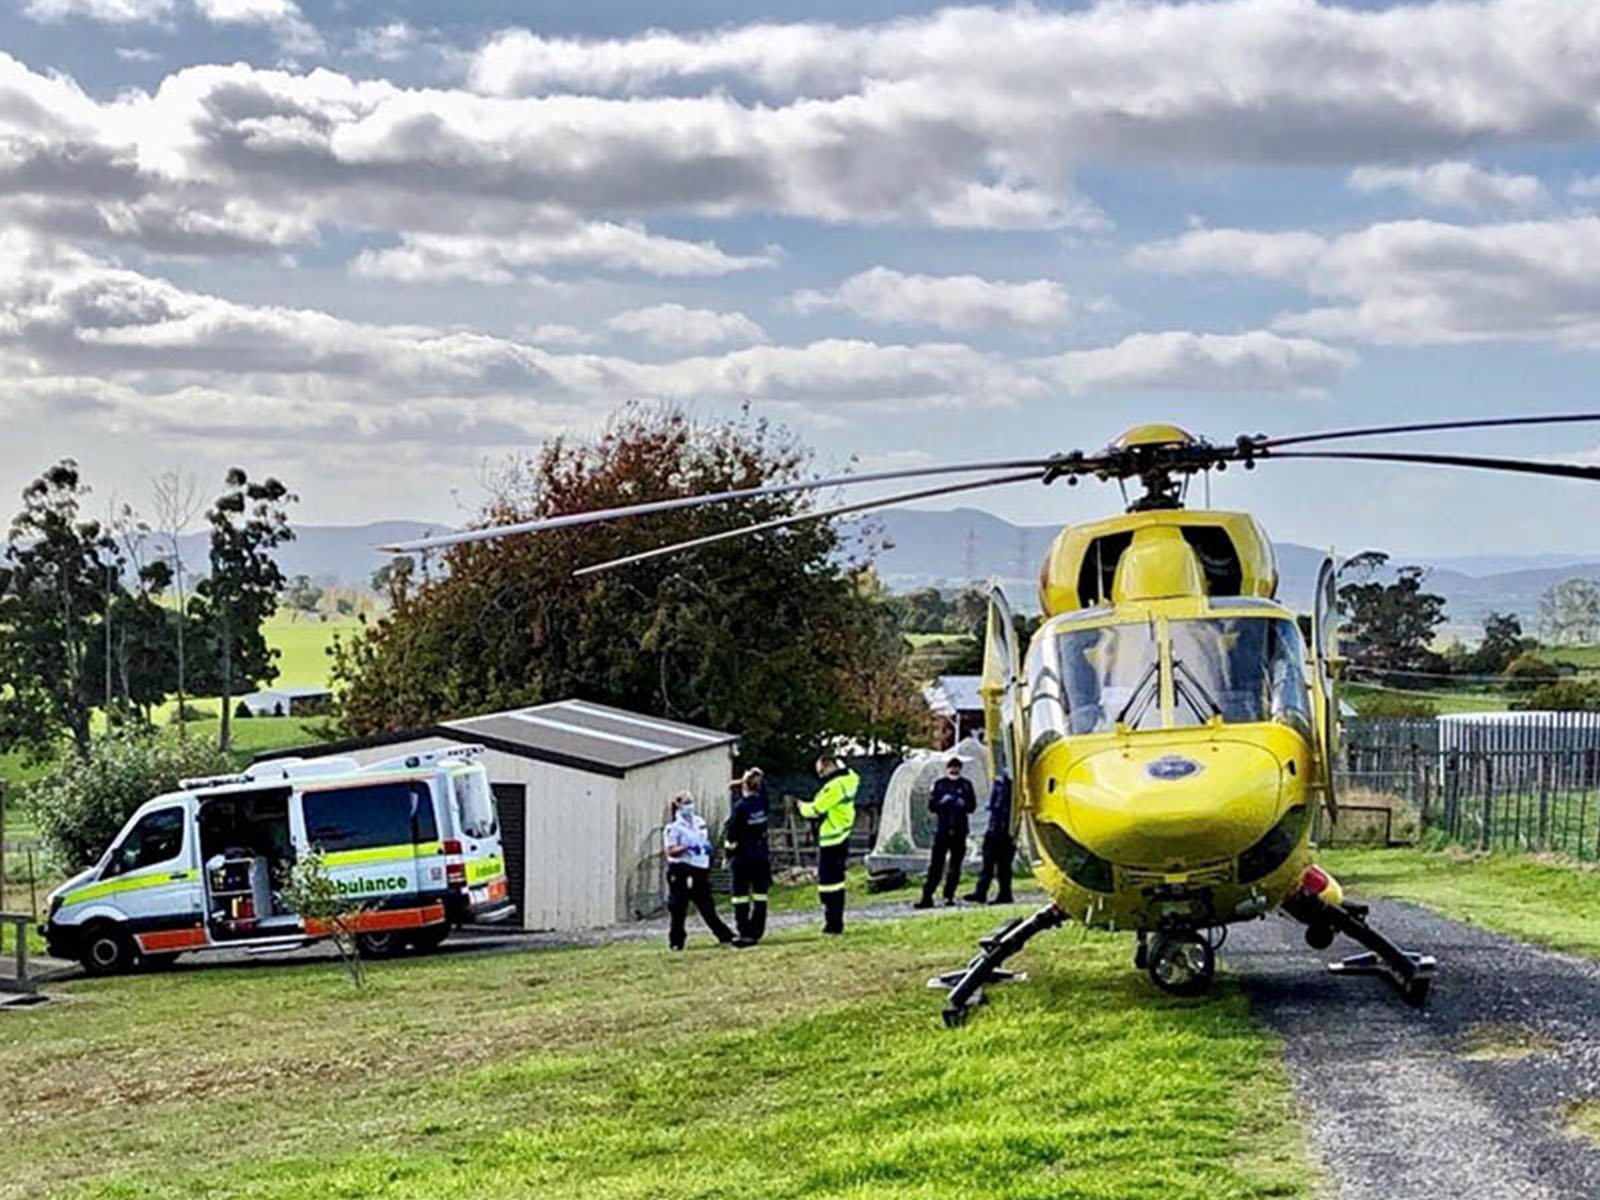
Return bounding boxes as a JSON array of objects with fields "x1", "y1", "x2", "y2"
[{"x1": 663, "y1": 791, "x2": 739, "y2": 951}]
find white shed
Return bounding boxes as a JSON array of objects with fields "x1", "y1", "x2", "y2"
[{"x1": 256, "y1": 699, "x2": 737, "y2": 931}]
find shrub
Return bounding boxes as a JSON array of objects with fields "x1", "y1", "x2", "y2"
[
  {"x1": 167, "y1": 703, "x2": 217, "y2": 724},
  {"x1": 1517, "y1": 679, "x2": 1600, "y2": 712},
  {"x1": 30, "y1": 729, "x2": 232, "y2": 871},
  {"x1": 1502, "y1": 652, "x2": 1562, "y2": 692},
  {"x1": 1352, "y1": 692, "x2": 1436, "y2": 718}
]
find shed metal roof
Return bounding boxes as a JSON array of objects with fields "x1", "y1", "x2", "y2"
[
  {"x1": 923, "y1": 675, "x2": 984, "y2": 718},
  {"x1": 256, "y1": 698, "x2": 736, "y2": 778}
]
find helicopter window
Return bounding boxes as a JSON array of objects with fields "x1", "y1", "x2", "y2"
[
  {"x1": 1180, "y1": 527, "x2": 1244, "y2": 596},
  {"x1": 1052, "y1": 621, "x2": 1162, "y2": 735},
  {"x1": 1166, "y1": 617, "x2": 1311, "y2": 734}
]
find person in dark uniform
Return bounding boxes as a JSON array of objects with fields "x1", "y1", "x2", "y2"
[
  {"x1": 662, "y1": 792, "x2": 739, "y2": 950},
  {"x1": 916, "y1": 757, "x2": 976, "y2": 908},
  {"x1": 964, "y1": 773, "x2": 1015, "y2": 905},
  {"x1": 723, "y1": 767, "x2": 771, "y2": 943}
]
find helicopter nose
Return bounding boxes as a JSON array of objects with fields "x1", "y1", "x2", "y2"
[{"x1": 1061, "y1": 743, "x2": 1283, "y2": 869}]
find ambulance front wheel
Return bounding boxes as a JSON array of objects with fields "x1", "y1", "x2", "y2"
[
  {"x1": 79, "y1": 923, "x2": 137, "y2": 976},
  {"x1": 356, "y1": 931, "x2": 404, "y2": 959}
]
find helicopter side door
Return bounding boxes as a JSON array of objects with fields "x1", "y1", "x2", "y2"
[
  {"x1": 980, "y1": 584, "x2": 1026, "y2": 831},
  {"x1": 1310, "y1": 555, "x2": 1341, "y2": 820}
]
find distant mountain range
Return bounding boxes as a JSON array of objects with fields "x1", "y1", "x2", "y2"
[
  {"x1": 164, "y1": 521, "x2": 436, "y2": 591},
  {"x1": 203, "y1": 511, "x2": 1598, "y2": 637},
  {"x1": 861, "y1": 507, "x2": 1600, "y2": 634}
]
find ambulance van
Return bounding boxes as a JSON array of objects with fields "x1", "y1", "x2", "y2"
[{"x1": 42, "y1": 745, "x2": 512, "y2": 975}]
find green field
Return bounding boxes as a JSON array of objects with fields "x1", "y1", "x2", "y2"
[
  {"x1": 0, "y1": 911, "x2": 1312, "y2": 1200},
  {"x1": 1320, "y1": 847, "x2": 1600, "y2": 960},
  {"x1": 1343, "y1": 683, "x2": 1512, "y2": 714},
  {"x1": 262, "y1": 611, "x2": 361, "y2": 687}
]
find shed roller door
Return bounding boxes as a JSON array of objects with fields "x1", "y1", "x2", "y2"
[{"x1": 491, "y1": 783, "x2": 527, "y2": 925}]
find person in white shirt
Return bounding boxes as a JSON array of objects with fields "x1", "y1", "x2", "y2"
[{"x1": 662, "y1": 792, "x2": 739, "y2": 950}]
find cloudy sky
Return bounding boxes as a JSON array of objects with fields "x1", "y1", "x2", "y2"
[{"x1": 4, "y1": 0, "x2": 1600, "y2": 557}]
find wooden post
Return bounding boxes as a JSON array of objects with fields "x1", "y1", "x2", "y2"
[
  {"x1": 1537, "y1": 756, "x2": 1550, "y2": 854},
  {"x1": 1481, "y1": 754, "x2": 1494, "y2": 852}
]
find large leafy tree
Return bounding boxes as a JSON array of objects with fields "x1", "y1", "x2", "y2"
[
  {"x1": 1337, "y1": 552, "x2": 1448, "y2": 682},
  {"x1": 332, "y1": 406, "x2": 927, "y2": 769},
  {"x1": 191, "y1": 469, "x2": 296, "y2": 751},
  {"x1": 1537, "y1": 578, "x2": 1600, "y2": 646},
  {"x1": 0, "y1": 461, "x2": 120, "y2": 760}
]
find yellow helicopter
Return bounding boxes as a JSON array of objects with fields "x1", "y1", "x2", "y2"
[{"x1": 389, "y1": 413, "x2": 1600, "y2": 1024}]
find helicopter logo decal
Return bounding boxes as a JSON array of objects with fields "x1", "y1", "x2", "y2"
[{"x1": 1147, "y1": 755, "x2": 1202, "y2": 781}]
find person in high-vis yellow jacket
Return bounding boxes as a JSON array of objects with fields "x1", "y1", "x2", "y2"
[{"x1": 798, "y1": 754, "x2": 858, "y2": 935}]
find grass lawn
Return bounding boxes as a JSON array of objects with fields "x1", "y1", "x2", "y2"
[
  {"x1": 1319, "y1": 847, "x2": 1600, "y2": 960},
  {"x1": 0, "y1": 912, "x2": 1313, "y2": 1200},
  {"x1": 1343, "y1": 684, "x2": 1512, "y2": 714}
]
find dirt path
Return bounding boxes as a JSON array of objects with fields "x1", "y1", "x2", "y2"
[{"x1": 1227, "y1": 900, "x2": 1600, "y2": 1200}]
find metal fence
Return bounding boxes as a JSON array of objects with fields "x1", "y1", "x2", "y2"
[{"x1": 1329, "y1": 718, "x2": 1600, "y2": 861}]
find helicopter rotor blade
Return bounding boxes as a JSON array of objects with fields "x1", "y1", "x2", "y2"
[
  {"x1": 1267, "y1": 448, "x2": 1600, "y2": 483},
  {"x1": 572, "y1": 469, "x2": 1045, "y2": 577},
  {"x1": 379, "y1": 456, "x2": 1068, "y2": 553},
  {"x1": 1260, "y1": 412, "x2": 1600, "y2": 450}
]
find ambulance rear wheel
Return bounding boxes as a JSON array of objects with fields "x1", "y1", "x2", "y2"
[
  {"x1": 80, "y1": 924, "x2": 136, "y2": 976},
  {"x1": 356, "y1": 931, "x2": 403, "y2": 959},
  {"x1": 1146, "y1": 930, "x2": 1215, "y2": 997},
  {"x1": 408, "y1": 925, "x2": 449, "y2": 954}
]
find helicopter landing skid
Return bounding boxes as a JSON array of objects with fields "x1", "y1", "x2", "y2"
[
  {"x1": 928, "y1": 903, "x2": 1067, "y2": 1028},
  {"x1": 1304, "y1": 899, "x2": 1436, "y2": 1008}
]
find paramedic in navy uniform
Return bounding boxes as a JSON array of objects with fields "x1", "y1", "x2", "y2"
[
  {"x1": 723, "y1": 768, "x2": 772, "y2": 943},
  {"x1": 663, "y1": 792, "x2": 738, "y2": 950}
]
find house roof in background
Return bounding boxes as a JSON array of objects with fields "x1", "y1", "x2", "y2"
[{"x1": 923, "y1": 675, "x2": 984, "y2": 718}]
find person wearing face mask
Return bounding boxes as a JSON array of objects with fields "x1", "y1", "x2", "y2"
[
  {"x1": 915, "y1": 757, "x2": 976, "y2": 909},
  {"x1": 662, "y1": 792, "x2": 740, "y2": 951}
]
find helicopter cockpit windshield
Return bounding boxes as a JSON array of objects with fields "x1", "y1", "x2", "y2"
[
  {"x1": 1167, "y1": 615, "x2": 1311, "y2": 734},
  {"x1": 1023, "y1": 606, "x2": 1312, "y2": 761}
]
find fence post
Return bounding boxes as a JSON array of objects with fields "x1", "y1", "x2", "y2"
[
  {"x1": 1443, "y1": 750, "x2": 1460, "y2": 842},
  {"x1": 1481, "y1": 754, "x2": 1494, "y2": 852},
  {"x1": 1536, "y1": 756, "x2": 1549, "y2": 854}
]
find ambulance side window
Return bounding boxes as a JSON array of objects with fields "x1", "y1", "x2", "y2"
[
  {"x1": 108, "y1": 807, "x2": 185, "y2": 876},
  {"x1": 303, "y1": 784, "x2": 415, "y2": 853},
  {"x1": 452, "y1": 772, "x2": 497, "y2": 839},
  {"x1": 411, "y1": 784, "x2": 439, "y2": 844}
]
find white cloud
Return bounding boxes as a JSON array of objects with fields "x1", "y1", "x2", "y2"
[
  {"x1": 23, "y1": 0, "x2": 173, "y2": 23},
  {"x1": 352, "y1": 22, "x2": 421, "y2": 62},
  {"x1": 24, "y1": 0, "x2": 319, "y2": 50},
  {"x1": 1131, "y1": 229, "x2": 1327, "y2": 287},
  {"x1": 793, "y1": 267, "x2": 1075, "y2": 334},
  {"x1": 1139, "y1": 217, "x2": 1600, "y2": 347},
  {"x1": 1348, "y1": 160, "x2": 1548, "y2": 212},
  {"x1": 0, "y1": 237, "x2": 1341, "y2": 461},
  {"x1": 1037, "y1": 330, "x2": 1355, "y2": 394},
  {"x1": 524, "y1": 323, "x2": 599, "y2": 348},
  {"x1": 467, "y1": 2, "x2": 1600, "y2": 169},
  {"x1": 1570, "y1": 176, "x2": 1600, "y2": 199},
  {"x1": 114, "y1": 46, "x2": 161, "y2": 62},
  {"x1": 605, "y1": 304, "x2": 768, "y2": 349},
  {"x1": 351, "y1": 226, "x2": 776, "y2": 283}
]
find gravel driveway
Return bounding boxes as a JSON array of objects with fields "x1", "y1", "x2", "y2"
[{"x1": 1227, "y1": 901, "x2": 1600, "y2": 1200}]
